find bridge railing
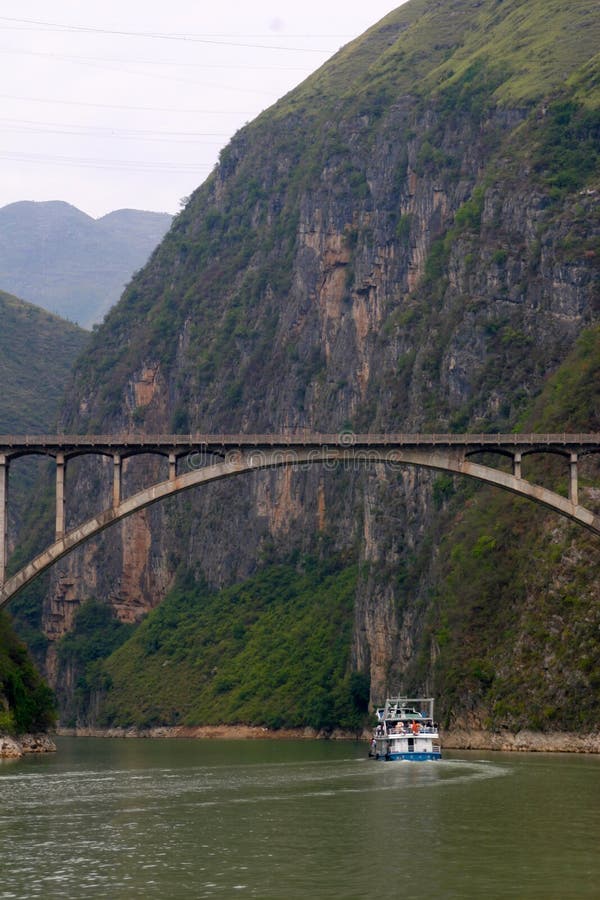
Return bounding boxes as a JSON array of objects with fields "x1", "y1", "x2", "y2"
[{"x1": 1, "y1": 432, "x2": 600, "y2": 450}]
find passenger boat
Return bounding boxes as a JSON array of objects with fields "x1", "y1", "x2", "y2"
[{"x1": 368, "y1": 697, "x2": 441, "y2": 761}]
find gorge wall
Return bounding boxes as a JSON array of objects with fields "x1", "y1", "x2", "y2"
[
  {"x1": 20, "y1": 0, "x2": 600, "y2": 729},
  {"x1": 0, "y1": 291, "x2": 87, "y2": 738}
]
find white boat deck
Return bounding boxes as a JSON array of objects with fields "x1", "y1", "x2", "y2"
[{"x1": 369, "y1": 697, "x2": 441, "y2": 761}]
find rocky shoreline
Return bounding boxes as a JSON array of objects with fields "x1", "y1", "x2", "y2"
[
  {"x1": 55, "y1": 724, "x2": 600, "y2": 753},
  {"x1": 57, "y1": 724, "x2": 336, "y2": 741},
  {"x1": 442, "y1": 729, "x2": 600, "y2": 754},
  {"x1": 0, "y1": 733, "x2": 57, "y2": 759},
  {"x1": 4, "y1": 726, "x2": 600, "y2": 755}
]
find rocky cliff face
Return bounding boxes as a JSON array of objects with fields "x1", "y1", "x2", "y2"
[{"x1": 32, "y1": 0, "x2": 600, "y2": 725}]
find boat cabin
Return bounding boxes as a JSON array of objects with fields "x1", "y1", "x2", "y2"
[{"x1": 369, "y1": 697, "x2": 441, "y2": 761}]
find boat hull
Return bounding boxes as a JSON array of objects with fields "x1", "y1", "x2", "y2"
[{"x1": 377, "y1": 751, "x2": 441, "y2": 761}]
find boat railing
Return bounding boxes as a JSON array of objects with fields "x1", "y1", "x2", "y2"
[{"x1": 380, "y1": 727, "x2": 439, "y2": 736}]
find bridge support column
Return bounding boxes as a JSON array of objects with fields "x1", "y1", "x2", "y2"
[
  {"x1": 513, "y1": 452, "x2": 522, "y2": 480},
  {"x1": 113, "y1": 454, "x2": 122, "y2": 508},
  {"x1": 169, "y1": 453, "x2": 176, "y2": 481},
  {"x1": 0, "y1": 455, "x2": 7, "y2": 587},
  {"x1": 569, "y1": 453, "x2": 578, "y2": 506},
  {"x1": 55, "y1": 453, "x2": 66, "y2": 539}
]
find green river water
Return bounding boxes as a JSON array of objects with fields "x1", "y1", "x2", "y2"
[{"x1": 0, "y1": 737, "x2": 599, "y2": 899}]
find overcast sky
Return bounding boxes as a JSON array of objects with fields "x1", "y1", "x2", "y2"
[{"x1": 1, "y1": 1, "x2": 404, "y2": 218}]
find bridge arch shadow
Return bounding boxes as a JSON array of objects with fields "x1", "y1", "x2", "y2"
[{"x1": 1, "y1": 445, "x2": 600, "y2": 609}]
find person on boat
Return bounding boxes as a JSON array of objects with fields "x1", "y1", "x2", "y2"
[{"x1": 411, "y1": 720, "x2": 420, "y2": 734}]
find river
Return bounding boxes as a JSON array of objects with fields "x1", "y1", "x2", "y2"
[{"x1": 1, "y1": 737, "x2": 599, "y2": 898}]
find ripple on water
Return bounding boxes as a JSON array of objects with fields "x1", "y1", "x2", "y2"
[{"x1": 3, "y1": 742, "x2": 598, "y2": 900}]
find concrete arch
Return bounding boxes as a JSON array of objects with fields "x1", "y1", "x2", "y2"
[
  {"x1": 61, "y1": 448, "x2": 176, "y2": 463},
  {"x1": 1, "y1": 446, "x2": 600, "y2": 609}
]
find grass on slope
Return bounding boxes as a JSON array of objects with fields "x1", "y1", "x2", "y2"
[
  {"x1": 421, "y1": 0, "x2": 600, "y2": 107},
  {"x1": 272, "y1": 0, "x2": 600, "y2": 122},
  {"x1": 529, "y1": 327, "x2": 600, "y2": 432},
  {"x1": 0, "y1": 290, "x2": 88, "y2": 432},
  {"x1": 93, "y1": 559, "x2": 368, "y2": 732}
]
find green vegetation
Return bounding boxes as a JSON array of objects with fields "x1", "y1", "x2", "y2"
[
  {"x1": 421, "y1": 487, "x2": 600, "y2": 731},
  {"x1": 0, "y1": 612, "x2": 56, "y2": 734},
  {"x1": 528, "y1": 326, "x2": 600, "y2": 432},
  {"x1": 420, "y1": 0, "x2": 600, "y2": 108},
  {"x1": 416, "y1": 328, "x2": 600, "y2": 731},
  {"x1": 0, "y1": 291, "x2": 87, "y2": 734},
  {"x1": 95, "y1": 559, "x2": 368, "y2": 732},
  {"x1": 271, "y1": 0, "x2": 600, "y2": 122},
  {"x1": 55, "y1": 600, "x2": 136, "y2": 726},
  {"x1": 0, "y1": 290, "x2": 88, "y2": 432},
  {"x1": 531, "y1": 99, "x2": 600, "y2": 198}
]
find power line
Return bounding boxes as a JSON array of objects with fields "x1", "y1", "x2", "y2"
[
  {"x1": 0, "y1": 93, "x2": 255, "y2": 115},
  {"x1": 0, "y1": 16, "x2": 336, "y2": 53},
  {"x1": 1, "y1": 117, "x2": 231, "y2": 138},
  {"x1": 0, "y1": 44, "x2": 310, "y2": 72},
  {"x1": 0, "y1": 46, "x2": 297, "y2": 94},
  {"x1": 0, "y1": 27, "x2": 352, "y2": 38},
  {"x1": 0, "y1": 149, "x2": 214, "y2": 173},
  {"x1": 2, "y1": 125, "x2": 228, "y2": 145}
]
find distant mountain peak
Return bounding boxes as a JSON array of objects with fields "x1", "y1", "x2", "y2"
[{"x1": 0, "y1": 201, "x2": 173, "y2": 327}]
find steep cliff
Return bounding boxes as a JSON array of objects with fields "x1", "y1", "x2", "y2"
[
  {"x1": 0, "y1": 291, "x2": 84, "y2": 740},
  {"x1": 30, "y1": 0, "x2": 600, "y2": 730}
]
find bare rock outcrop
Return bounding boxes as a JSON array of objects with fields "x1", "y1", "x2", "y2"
[{"x1": 0, "y1": 733, "x2": 56, "y2": 759}]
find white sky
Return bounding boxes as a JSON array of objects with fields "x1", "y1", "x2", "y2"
[{"x1": 0, "y1": 1, "x2": 403, "y2": 219}]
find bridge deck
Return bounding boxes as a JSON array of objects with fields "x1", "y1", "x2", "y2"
[{"x1": 1, "y1": 432, "x2": 600, "y2": 455}]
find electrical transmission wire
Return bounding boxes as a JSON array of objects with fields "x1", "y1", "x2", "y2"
[
  {"x1": 0, "y1": 15, "x2": 336, "y2": 52},
  {"x1": 0, "y1": 149, "x2": 214, "y2": 173},
  {"x1": 0, "y1": 92, "x2": 255, "y2": 115},
  {"x1": 0, "y1": 44, "x2": 310, "y2": 72}
]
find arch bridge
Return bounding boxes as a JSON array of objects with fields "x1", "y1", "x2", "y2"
[{"x1": 1, "y1": 431, "x2": 600, "y2": 609}]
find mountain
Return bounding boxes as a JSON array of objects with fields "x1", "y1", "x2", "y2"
[
  {"x1": 0, "y1": 289, "x2": 89, "y2": 433},
  {"x1": 0, "y1": 287, "x2": 88, "y2": 546},
  {"x1": 14, "y1": 0, "x2": 600, "y2": 734},
  {"x1": 0, "y1": 201, "x2": 172, "y2": 327},
  {"x1": 0, "y1": 291, "x2": 87, "y2": 740}
]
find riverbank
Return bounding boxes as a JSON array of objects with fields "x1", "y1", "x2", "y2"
[
  {"x1": 56, "y1": 724, "x2": 600, "y2": 753},
  {"x1": 443, "y1": 729, "x2": 600, "y2": 754},
  {"x1": 0, "y1": 733, "x2": 57, "y2": 759},
  {"x1": 58, "y1": 724, "x2": 342, "y2": 741}
]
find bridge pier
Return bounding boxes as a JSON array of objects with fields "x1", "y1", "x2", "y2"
[
  {"x1": 569, "y1": 453, "x2": 579, "y2": 506},
  {"x1": 169, "y1": 453, "x2": 177, "y2": 481},
  {"x1": 513, "y1": 452, "x2": 522, "y2": 480},
  {"x1": 55, "y1": 453, "x2": 66, "y2": 539},
  {"x1": 113, "y1": 453, "x2": 122, "y2": 508},
  {"x1": 0, "y1": 455, "x2": 7, "y2": 587}
]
